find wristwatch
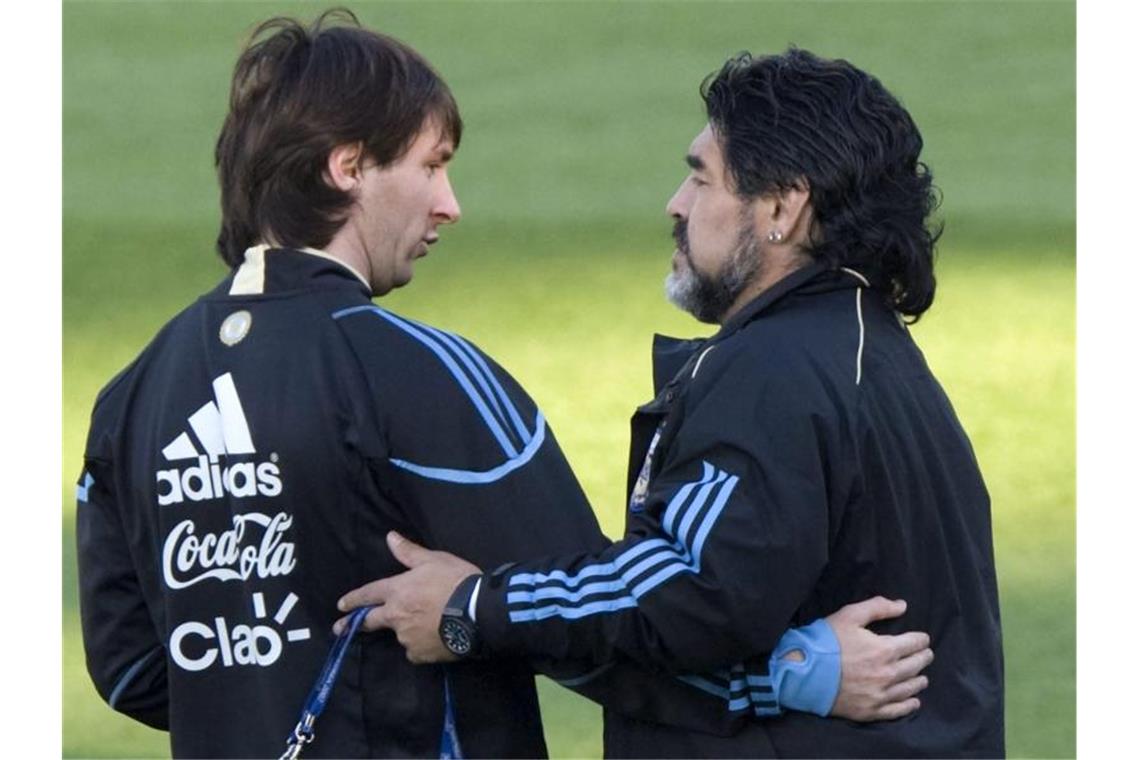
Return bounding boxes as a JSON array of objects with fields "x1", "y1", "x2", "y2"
[{"x1": 438, "y1": 573, "x2": 483, "y2": 658}]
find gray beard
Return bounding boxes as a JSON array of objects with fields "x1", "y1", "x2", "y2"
[{"x1": 665, "y1": 224, "x2": 762, "y2": 324}]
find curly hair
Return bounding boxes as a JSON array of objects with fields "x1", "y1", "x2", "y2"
[
  {"x1": 701, "y1": 48, "x2": 941, "y2": 319},
  {"x1": 214, "y1": 8, "x2": 462, "y2": 267}
]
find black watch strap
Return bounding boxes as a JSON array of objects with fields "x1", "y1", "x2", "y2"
[{"x1": 439, "y1": 574, "x2": 483, "y2": 658}]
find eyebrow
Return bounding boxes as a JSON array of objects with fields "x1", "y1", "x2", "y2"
[
  {"x1": 429, "y1": 140, "x2": 455, "y2": 163},
  {"x1": 685, "y1": 154, "x2": 706, "y2": 172}
]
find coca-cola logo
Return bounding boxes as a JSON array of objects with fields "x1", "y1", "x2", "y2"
[{"x1": 162, "y1": 511, "x2": 297, "y2": 590}]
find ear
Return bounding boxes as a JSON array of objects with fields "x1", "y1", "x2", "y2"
[
  {"x1": 326, "y1": 142, "x2": 365, "y2": 192},
  {"x1": 755, "y1": 181, "x2": 812, "y2": 245}
]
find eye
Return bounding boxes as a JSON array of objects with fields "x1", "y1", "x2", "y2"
[{"x1": 690, "y1": 175, "x2": 707, "y2": 188}]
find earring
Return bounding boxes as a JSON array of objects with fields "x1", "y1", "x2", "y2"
[{"x1": 766, "y1": 229, "x2": 783, "y2": 243}]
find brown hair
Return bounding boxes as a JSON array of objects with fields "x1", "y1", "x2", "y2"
[{"x1": 214, "y1": 8, "x2": 462, "y2": 266}]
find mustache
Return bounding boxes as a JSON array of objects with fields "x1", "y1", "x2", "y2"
[{"x1": 672, "y1": 220, "x2": 690, "y2": 258}]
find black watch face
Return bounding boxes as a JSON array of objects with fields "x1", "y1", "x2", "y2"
[{"x1": 440, "y1": 618, "x2": 474, "y2": 656}]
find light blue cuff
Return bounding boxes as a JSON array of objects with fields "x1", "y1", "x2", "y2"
[{"x1": 769, "y1": 618, "x2": 841, "y2": 717}]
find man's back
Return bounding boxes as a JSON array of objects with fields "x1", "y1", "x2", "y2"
[
  {"x1": 78, "y1": 248, "x2": 609, "y2": 757},
  {"x1": 734, "y1": 269, "x2": 1002, "y2": 756}
]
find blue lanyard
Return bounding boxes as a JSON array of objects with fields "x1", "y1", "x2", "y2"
[
  {"x1": 280, "y1": 605, "x2": 372, "y2": 760},
  {"x1": 279, "y1": 605, "x2": 465, "y2": 760}
]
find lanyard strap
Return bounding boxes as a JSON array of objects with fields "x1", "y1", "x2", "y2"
[
  {"x1": 280, "y1": 605, "x2": 373, "y2": 760},
  {"x1": 439, "y1": 672, "x2": 464, "y2": 759},
  {"x1": 279, "y1": 605, "x2": 465, "y2": 760}
]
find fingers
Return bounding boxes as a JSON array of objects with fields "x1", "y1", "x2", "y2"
[
  {"x1": 387, "y1": 531, "x2": 433, "y2": 569},
  {"x1": 890, "y1": 646, "x2": 935, "y2": 682},
  {"x1": 873, "y1": 697, "x2": 921, "y2": 721},
  {"x1": 837, "y1": 596, "x2": 907, "y2": 626},
  {"x1": 882, "y1": 675, "x2": 929, "y2": 704},
  {"x1": 332, "y1": 604, "x2": 393, "y2": 635},
  {"x1": 888, "y1": 630, "x2": 932, "y2": 659},
  {"x1": 337, "y1": 578, "x2": 392, "y2": 614}
]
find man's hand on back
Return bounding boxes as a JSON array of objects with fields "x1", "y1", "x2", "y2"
[
  {"x1": 334, "y1": 532, "x2": 477, "y2": 663},
  {"x1": 824, "y1": 597, "x2": 934, "y2": 721}
]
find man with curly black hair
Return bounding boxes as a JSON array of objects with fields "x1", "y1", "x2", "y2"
[{"x1": 342, "y1": 48, "x2": 1004, "y2": 758}]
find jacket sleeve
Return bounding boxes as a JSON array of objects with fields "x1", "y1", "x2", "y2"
[
  {"x1": 349, "y1": 322, "x2": 841, "y2": 726},
  {"x1": 476, "y1": 350, "x2": 846, "y2": 676},
  {"x1": 76, "y1": 455, "x2": 169, "y2": 730}
]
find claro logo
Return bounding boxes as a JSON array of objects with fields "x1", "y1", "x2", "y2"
[{"x1": 156, "y1": 373, "x2": 283, "y2": 506}]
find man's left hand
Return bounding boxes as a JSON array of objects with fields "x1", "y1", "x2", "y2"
[{"x1": 334, "y1": 531, "x2": 479, "y2": 663}]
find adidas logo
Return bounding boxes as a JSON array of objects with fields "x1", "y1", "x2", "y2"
[{"x1": 156, "y1": 373, "x2": 282, "y2": 506}]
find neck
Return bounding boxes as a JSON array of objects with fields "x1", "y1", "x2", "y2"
[
  {"x1": 322, "y1": 233, "x2": 372, "y2": 287},
  {"x1": 718, "y1": 252, "x2": 810, "y2": 325}
]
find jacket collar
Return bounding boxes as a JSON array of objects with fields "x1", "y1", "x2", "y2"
[
  {"x1": 713, "y1": 262, "x2": 871, "y2": 340},
  {"x1": 225, "y1": 245, "x2": 372, "y2": 298},
  {"x1": 648, "y1": 263, "x2": 870, "y2": 396}
]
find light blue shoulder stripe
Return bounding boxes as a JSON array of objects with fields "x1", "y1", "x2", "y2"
[
  {"x1": 332, "y1": 305, "x2": 519, "y2": 458},
  {"x1": 390, "y1": 410, "x2": 546, "y2": 484},
  {"x1": 416, "y1": 321, "x2": 518, "y2": 444},
  {"x1": 448, "y1": 334, "x2": 531, "y2": 443}
]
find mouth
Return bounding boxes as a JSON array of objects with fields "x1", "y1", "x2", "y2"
[
  {"x1": 671, "y1": 248, "x2": 690, "y2": 272},
  {"x1": 417, "y1": 234, "x2": 439, "y2": 258}
]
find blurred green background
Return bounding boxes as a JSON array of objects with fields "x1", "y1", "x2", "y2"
[{"x1": 63, "y1": 1, "x2": 1074, "y2": 757}]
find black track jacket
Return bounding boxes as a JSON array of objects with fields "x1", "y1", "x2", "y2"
[
  {"x1": 478, "y1": 263, "x2": 1006, "y2": 758},
  {"x1": 77, "y1": 248, "x2": 802, "y2": 759}
]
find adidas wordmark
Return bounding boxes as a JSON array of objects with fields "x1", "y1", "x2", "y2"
[{"x1": 156, "y1": 373, "x2": 283, "y2": 505}]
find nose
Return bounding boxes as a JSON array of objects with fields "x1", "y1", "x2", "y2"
[
  {"x1": 434, "y1": 173, "x2": 461, "y2": 225},
  {"x1": 665, "y1": 182, "x2": 689, "y2": 221}
]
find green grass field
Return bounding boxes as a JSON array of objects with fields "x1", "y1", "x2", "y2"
[{"x1": 63, "y1": 1, "x2": 1074, "y2": 757}]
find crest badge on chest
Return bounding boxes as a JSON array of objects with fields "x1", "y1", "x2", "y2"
[{"x1": 629, "y1": 422, "x2": 666, "y2": 513}]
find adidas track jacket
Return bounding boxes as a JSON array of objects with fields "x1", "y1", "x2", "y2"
[
  {"x1": 476, "y1": 263, "x2": 1006, "y2": 758},
  {"x1": 77, "y1": 247, "x2": 820, "y2": 759}
]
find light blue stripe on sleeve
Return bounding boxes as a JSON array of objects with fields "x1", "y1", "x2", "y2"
[
  {"x1": 662, "y1": 462, "x2": 716, "y2": 534},
  {"x1": 512, "y1": 467, "x2": 739, "y2": 619},
  {"x1": 508, "y1": 596, "x2": 639, "y2": 622},
  {"x1": 109, "y1": 648, "x2": 161, "y2": 709},
  {"x1": 508, "y1": 538, "x2": 672, "y2": 589},
  {"x1": 628, "y1": 474, "x2": 736, "y2": 596},
  {"x1": 675, "y1": 674, "x2": 751, "y2": 712},
  {"x1": 673, "y1": 471, "x2": 728, "y2": 544},
  {"x1": 509, "y1": 462, "x2": 716, "y2": 595},
  {"x1": 509, "y1": 535, "x2": 695, "y2": 606},
  {"x1": 688, "y1": 475, "x2": 738, "y2": 571},
  {"x1": 507, "y1": 577, "x2": 629, "y2": 605}
]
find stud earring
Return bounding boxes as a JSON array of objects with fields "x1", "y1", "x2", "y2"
[{"x1": 767, "y1": 229, "x2": 783, "y2": 243}]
